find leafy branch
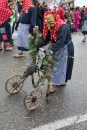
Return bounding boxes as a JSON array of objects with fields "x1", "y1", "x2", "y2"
[{"x1": 26, "y1": 35, "x2": 42, "y2": 61}]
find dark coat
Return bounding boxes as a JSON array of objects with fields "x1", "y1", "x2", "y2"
[
  {"x1": 20, "y1": 7, "x2": 37, "y2": 31},
  {"x1": 41, "y1": 24, "x2": 72, "y2": 52}
]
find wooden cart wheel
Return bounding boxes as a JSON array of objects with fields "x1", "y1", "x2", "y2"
[
  {"x1": 5, "y1": 75, "x2": 24, "y2": 94},
  {"x1": 24, "y1": 88, "x2": 43, "y2": 111}
]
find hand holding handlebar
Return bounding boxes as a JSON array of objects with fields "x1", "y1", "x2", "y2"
[{"x1": 39, "y1": 48, "x2": 53, "y2": 55}]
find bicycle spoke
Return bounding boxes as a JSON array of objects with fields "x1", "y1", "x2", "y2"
[
  {"x1": 37, "y1": 99, "x2": 41, "y2": 102},
  {"x1": 8, "y1": 81, "x2": 13, "y2": 85},
  {"x1": 11, "y1": 77, "x2": 15, "y2": 83},
  {"x1": 8, "y1": 87, "x2": 14, "y2": 92},
  {"x1": 34, "y1": 102, "x2": 37, "y2": 106},
  {"x1": 26, "y1": 99, "x2": 32, "y2": 103}
]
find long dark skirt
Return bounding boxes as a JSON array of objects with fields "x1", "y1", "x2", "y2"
[
  {"x1": 82, "y1": 31, "x2": 87, "y2": 35},
  {"x1": 0, "y1": 22, "x2": 11, "y2": 43},
  {"x1": 66, "y1": 42, "x2": 74, "y2": 82}
]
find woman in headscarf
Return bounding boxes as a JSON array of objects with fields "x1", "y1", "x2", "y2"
[
  {"x1": 0, "y1": 0, "x2": 13, "y2": 50},
  {"x1": 14, "y1": 0, "x2": 37, "y2": 58},
  {"x1": 81, "y1": 7, "x2": 87, "y2": 42},
  {"x1": 38, "y1": 11, "x2": 74, "y2": 92}
]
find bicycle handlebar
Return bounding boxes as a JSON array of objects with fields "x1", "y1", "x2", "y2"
[{"x1": 39, "y1": 48, "x2": 53, "y2": 55}]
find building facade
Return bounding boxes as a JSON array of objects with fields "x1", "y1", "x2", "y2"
[{"x1": 60, "y1": 0, "x2": 75, "y2": 7}]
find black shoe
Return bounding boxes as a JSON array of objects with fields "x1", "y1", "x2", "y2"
[
  {"x1": 11, "y1": 39, "x2": 14, "y2": 42},
  {"x1": 10, "y1": 43, "x2": 14, "y2": 46}
]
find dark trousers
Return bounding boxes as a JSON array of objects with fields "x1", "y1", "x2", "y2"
[{"x1": 0, "y1": 22, "x2": 11, "y2": 43}]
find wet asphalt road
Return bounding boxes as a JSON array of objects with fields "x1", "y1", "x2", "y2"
[{"x1": 0, "y1": 30, "x2": 87, "y2": 130}]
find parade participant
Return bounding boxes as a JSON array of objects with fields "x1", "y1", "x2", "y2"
[
  {"x1": 38, "y1": 11, "x2": 74, "y2": 92},
  {"x1": 81, "y1": 6, "x2": 85, "y2": 21},
  {"x1": 36, "y1": 2, "x2": 43, "y2": 32},
  {"x1": 0, "y1": 0, "x2": 13, "y2": 50},
  {"x1": 70, "y1": 7, "x2": 75, "y2": 23},
  {"x1": 57, "y1": 3, "x2": 66, "y2": 21},
  {"x1": 9, "y1": 1, "x2": 16, "y2": 46},
  {"x1": 15, "y1": 1, "x2": 23, "y2": 31},
  {"x1": 40, "y1": 2, "x2": 48, "y2": 33},
  {"x1": 14, "y1": 0, "x2": 37, "y2": 58},
  {"x1": 17, "y1": 0, "x2": 23, "y2": 13},
  {"x1": 74, "y1": 7, "x2": 81, "y2": 32},
  {"x1": 65, "y1": 11, "x2": 74, "y2": 33},
  {"x1": 82, "y1": 7, "x2": 87, "y2": 42}
]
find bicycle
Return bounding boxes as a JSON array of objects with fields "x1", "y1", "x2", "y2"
[{"x1": 5, "y1": 26, "x2": 53, "y2": 111}]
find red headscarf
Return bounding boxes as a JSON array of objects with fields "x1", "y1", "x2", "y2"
[
  {"x1": 43, "y1": 11, "x2": 65, "y2": 41},
  {"x1": 22, "y1": 0, "x2": 34, "y2": 12},
  {"x1": 85, "y1": 7, "x2": 87, "y2": 13},
  {"x1": 0, "y1": 0, "x2": 12, "y2": 25}
]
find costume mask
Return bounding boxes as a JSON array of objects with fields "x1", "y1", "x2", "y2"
[{"x1": 45, "y1": 14, "x2": 56, "y2": 32}]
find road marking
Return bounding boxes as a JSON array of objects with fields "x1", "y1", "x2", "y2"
[{"x1": 31, "y1": 114, "x2": 87, "y2": 130}]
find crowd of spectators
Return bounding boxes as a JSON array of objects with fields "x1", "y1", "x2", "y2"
[{"x1": 0, "y1": 0, "x2": 87, "y2": 52}]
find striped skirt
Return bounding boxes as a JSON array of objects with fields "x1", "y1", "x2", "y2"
[
  {"x1": 17, "y1": 23, "x2": 30, "y2": 51},
  {"x1": 51, "y1": 41, "x2": 74, "y2": 85}
]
